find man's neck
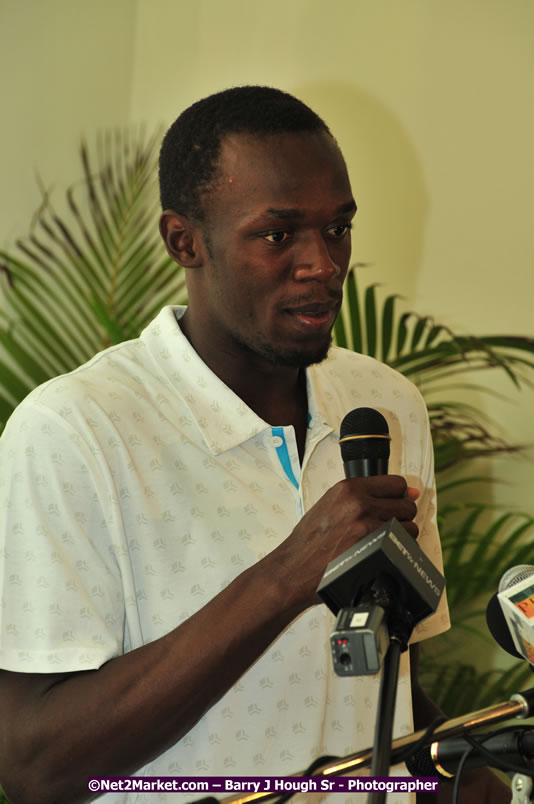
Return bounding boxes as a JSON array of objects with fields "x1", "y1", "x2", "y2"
[
  {"x1": 178, "y1": 311, "x2": 309, "y2": 460},
  {"x1": 234, "y1": 369, "x2": 309, "y2": 464}
]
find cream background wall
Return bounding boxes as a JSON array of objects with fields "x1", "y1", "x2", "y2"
[
  {"x1": 2, "y1": 0, "x2": 533, "y2": 510},
  {"x1": 0, "y1": 0, "x2": 136, "y2": 242}
]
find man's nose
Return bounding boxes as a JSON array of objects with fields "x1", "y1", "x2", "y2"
[{"x1": 292, "y1": 234, "x2": 341, "y2": 281}]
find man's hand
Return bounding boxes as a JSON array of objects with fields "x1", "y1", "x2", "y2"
[{"x1": 270, "y1": 474, "x2": 420, "y2": 611}]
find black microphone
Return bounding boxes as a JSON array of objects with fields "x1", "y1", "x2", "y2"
[
  {"x1": 333, "y1": 408, "x2": 394, "y2": 673},
  {"x1": 317, "y1": 407, "x2": 445, "y2": 676},
  {"x1": 405, "y1": 729, "x2": 534, "y2": 779},
  {"x1": 339, "y1": 407, "x2": 391, "y2": 478}
]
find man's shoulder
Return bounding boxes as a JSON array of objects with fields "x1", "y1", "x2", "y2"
[
  {"x1": 5, "y1": 307, "x2": 181, "y2": 426},
  {"x1": 18, "y1": 336, "x2": 145, "y2": 414},
  {"x1": 322, "y1": 345, "x2": 415, "y2": 386},
  {"x1": 310, "y1": 345, "x2": 428, "y2": 424}
]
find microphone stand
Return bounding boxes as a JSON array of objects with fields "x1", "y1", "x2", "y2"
[
  {"x1": 318, "y1": 518, "x2": 445, "y2": 797},
  {"x1": 200, "y1": 688, "x2": 534, "y2": 804},
  {"x1": 367, "y1": 578, "x2": 415, "y2": 804},
  {"x1": 369, "y1": 637, "x2": 403, "y2": 803}
]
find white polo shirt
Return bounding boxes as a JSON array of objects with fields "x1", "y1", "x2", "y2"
[{"x1": 0, "y1": 306, "x2": 449, "y2": 803}]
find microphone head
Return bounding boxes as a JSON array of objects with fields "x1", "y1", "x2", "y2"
[
  {"x1": 499, "y1": 565, "x2": 534, "y2": 592},
  {"x1": 405, "y1": 745, "x2": 447, "y2": 780},
  {"x1": 339, "y1": 407, "x2": 391, "y2": 463}
]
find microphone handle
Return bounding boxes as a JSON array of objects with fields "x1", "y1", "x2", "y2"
[
  {"x1": 344, "y1": 457, "x2": 389, "y2": 479},
  {"x1": 407, "y1": 730, "x2": 534, "y2": 778}
]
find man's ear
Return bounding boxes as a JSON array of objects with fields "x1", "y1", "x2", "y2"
[{"x1": 159, "y1": 210, "x2": 204, "y2": 267}]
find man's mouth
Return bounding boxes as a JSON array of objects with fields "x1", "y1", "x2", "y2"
[{"x1": 284, "y1": 301, "x2": 340, "y2": 329}]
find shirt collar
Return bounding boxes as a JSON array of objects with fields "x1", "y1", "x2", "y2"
[{"x1": 140, "y1": 306, "x2": 334, "y2": 455}]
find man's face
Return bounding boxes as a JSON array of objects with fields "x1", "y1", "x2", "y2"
[{"x1": 188, "y1": 129, "x2": 356, "y2": 370}]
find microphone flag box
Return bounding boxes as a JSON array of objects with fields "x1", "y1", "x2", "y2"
[
  {"x1": 317, "y1": 518, "x2": 445, "y2": 626},
  {"x1": 498, "y1": 579, "x2": 534, "y2": 664}
]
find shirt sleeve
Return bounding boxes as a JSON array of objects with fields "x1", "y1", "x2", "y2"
[
  {"x1": 0, "y1": 397, "x2": 126, "y2": 673},
  {"x1": 409, "y1": 394, "x2": 450, "y2": 644}
]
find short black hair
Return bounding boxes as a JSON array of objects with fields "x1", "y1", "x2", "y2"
[{"x1": 159, "y1": 85, "x2": 332, "y2": 221}]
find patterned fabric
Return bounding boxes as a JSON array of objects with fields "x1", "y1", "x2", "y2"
[{"x1": 0, "y1": 306, "x2": 449, "y2": 802}]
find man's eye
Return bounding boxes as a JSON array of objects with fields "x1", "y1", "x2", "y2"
[
  {"x1": 263, "y1": 231, "x2": 290, "y2": 243},
  {"x1": 328, "y1": 223, "x2": 352, "y2": 238}
]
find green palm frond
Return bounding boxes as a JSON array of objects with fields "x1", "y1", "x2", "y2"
[
  {"x1": 437, "y1": 505, "x2": 534, "y2": 609},
  {"x1": 0, "y1": 128, "x2": 186, "y2": 432},
  {"x1": 335, "y1": 266, "x2": 534, "y2": 472},
  {"x1": 419, "y1": 657, "x2": 533, "y2": 716},
  {"x1": 336, "y1": 266, "x2": 534, "y2": 388},
  {"x1": 429, "y1": 401, "x2": 523, "y2": 473}
]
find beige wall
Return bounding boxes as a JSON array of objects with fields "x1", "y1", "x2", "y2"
[
  {"x1": 2, "y1": 0, "x2": 534, "y2": 510},
  {"x1": 0, "y1": 0, "x2": 136, "y2": 242}
]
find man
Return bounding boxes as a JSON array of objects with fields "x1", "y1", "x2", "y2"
[{"x1": 0, "y1": 87, "x2": 503, "y2": 803}]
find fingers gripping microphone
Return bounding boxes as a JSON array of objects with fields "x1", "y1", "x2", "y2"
[
  {"x1": 327, "y1": 408, "x2": 393, "y2": 674},
  {"x1": 317, "y1": 408, "x2": 445, "y2": 676}
]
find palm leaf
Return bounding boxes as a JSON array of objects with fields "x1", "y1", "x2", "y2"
[
  {"x1": 436, "y1": 475, "x2": 494, "y2": 495},
  {"x1": 363, "y1": 283, "x2": 379, "y2": 358},
  {"x1": 439, "y1": 504, "x2": 534, "y2": 607},
  {"x1": 419, "y1": 502, "x2": 534, "y2": 712},
  {"x1": 380, "y1": 293, "x2": 399, "y2": 363},
  {"x1": 335, "y1": 266, "x2": 534, "y2": 471},
  {"x1": 419, "y1": 658, "x2": 533, "y2": 716},
  {"x1": 0, "y1": 128, "x2": 186, "y2": 432}
]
